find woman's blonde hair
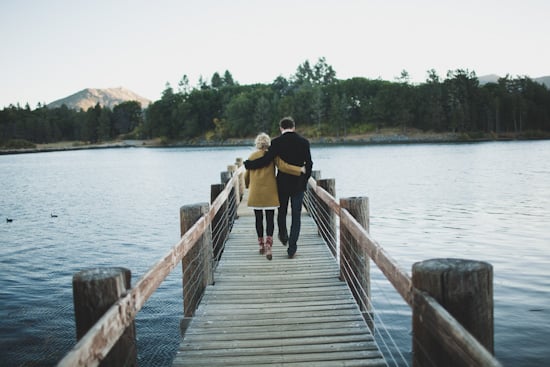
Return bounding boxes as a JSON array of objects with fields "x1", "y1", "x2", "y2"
[{"x1": 255, "y1": 133, "x2": 271, "y2": 150}]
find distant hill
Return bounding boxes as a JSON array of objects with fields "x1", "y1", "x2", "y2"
[
  {"x1": 535, "y1": 76, "x2": 550, "y2": 88},
  {"x1": 477, "y1": 74, "x2": 500, "y2": 84},
  {"x1": 47, "y1": 87, "x2": 151, "y2": 110},
  {"x1": 478, "y1": 74, "x2": 550, "y2": 88}
]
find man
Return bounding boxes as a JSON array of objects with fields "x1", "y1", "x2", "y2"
[{"x1": 244, "y1": 116, "x2": 313, "y2": 258}]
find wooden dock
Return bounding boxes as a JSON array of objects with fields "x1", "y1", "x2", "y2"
[
  {"x1": 172, "y1": 198, "x2": 387, "y2": 366},
  {"x1": 57, "y1": 166, "x2": 500, "y2": 367}
]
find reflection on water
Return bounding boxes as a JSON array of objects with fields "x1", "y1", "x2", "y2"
[{"x1": 1, "y1": 141, "x2": 549, "y2": 366}]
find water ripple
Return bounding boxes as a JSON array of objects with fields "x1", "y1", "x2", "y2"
[{"x1": 1, "y1": 143, "x2": 550, "y2": 366}]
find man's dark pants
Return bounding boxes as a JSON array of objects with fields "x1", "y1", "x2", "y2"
[{"x1": 277, "y1": 190, "x2": 305, "y2": 256}]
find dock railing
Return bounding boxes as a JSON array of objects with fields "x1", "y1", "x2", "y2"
[
  {"x1": 304, "y1": 171, "x2": 502, "y2": 367},
  {"x1": 56, "y1": 161, "x2": 245, "y2": 367},
  {"x1": 57, "y1": 161, "x2": 502, "y2": 367}
]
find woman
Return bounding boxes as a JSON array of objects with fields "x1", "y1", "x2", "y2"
[{"x1": 245, "y1": 133, "x2": 305, "y2": 260}]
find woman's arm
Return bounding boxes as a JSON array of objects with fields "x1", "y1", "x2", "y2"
[{"x1": 274, "y1": 156, "x2": 304, "y2": 176}]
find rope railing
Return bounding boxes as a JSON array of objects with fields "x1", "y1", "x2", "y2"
[{"x1": 305, "y1": 173, "x2": 502, "y2": 367}]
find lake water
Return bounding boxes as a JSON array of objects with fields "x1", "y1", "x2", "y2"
[{"x1": 1, "y1": 141, "x2": 549, "y2": 366}]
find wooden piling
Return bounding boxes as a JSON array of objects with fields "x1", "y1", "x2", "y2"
[
  {"x1": 412, "y1": 258, "x2": 494, "y2": 367},
  {"x1": 340, "y1": 196, "x2": 372, "y2": 329},
  {"x1": 317, "y1": 178, "x2": 336, "y2": 256},
  {"x1": 310, "y1": 170, "x2": 321, "y2": 181},
  {"x1": 227, "y1": 165, "x2": 241, "y2": 208},
  {"x1": 211, "y1": 183, "x2": 227, "y2": 261},
  {"x1": 221, "y1": 171, "x2": 237, "y2": 226},
  {"x1": 180, "y1": 203, "x2": 212, "y2": 318},
  {"x1": 72, "y1": 267, "x2": 137, "y2": 367},
  {"x1": 220, "y1": 171, "x2": 232, "y2": 185},
  {"x1": 235, "y1": 158, "x2": 245, "y2": 201}
]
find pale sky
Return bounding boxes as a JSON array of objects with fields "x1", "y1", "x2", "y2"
[{"x1": 1, "y1": 0, "x2": 548, "y2": 108}]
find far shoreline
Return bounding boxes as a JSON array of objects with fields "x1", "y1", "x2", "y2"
[{"x1": 1, "y1": 130, "x2": 549, "y2": 155}]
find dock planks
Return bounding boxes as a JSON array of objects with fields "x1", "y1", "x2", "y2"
[{"x1": 172, "y1": 200, "x2": 387, "y2": 366}]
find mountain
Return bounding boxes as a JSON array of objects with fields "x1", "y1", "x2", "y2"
[
  {"x1": 478, "y1": 74, "x2": 550, "y2": 88},
  {"x1": 477, "y1": 74, "x2": 500, "y2": 84},
  {"x1": 47, "y1": 87, "x2": 151, "y2": 110},
  {"x1": 535, "y1": 76, "x2": 550, "y2": 88}
]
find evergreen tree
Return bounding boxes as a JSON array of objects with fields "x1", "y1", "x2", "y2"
[
  {"x1": 223, "y1": 70, "x2": 235, "y2": 87},
  {"x1": 211, "y1": 72, "x2": 223, "y2": 89},
  {"x1": 253, "y1": 96, "x2": 271, "y2": 132},
  {"x1": 97, "y1": 108, "x2": 112, "y2": 141}
]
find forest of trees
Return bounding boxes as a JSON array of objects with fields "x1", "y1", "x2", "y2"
[
  {"x1": 0, "y1": 101, "x2": 143, "y2": 148},
  {"x1": 1, "y1": 57, "x2": 550, "y2": 148}
]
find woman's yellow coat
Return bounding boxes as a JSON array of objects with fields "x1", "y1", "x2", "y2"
[{"x1": 245, "y1": 150, "x2": 302, "y2": 208}]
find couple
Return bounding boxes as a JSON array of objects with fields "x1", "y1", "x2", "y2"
[{"x1": 244, "y1": 117, "x2": 313, "y2": 260}]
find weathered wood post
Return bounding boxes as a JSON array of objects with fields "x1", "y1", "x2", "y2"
[
  {"x1": 221, "y1": 171, "x2": 237, "y2": 229},
  {"x1": 412, "y1": 258, "x2": 494, "y2": 367},
  {"x1": 311, "y1": 170, "x2": 321, "y2": 181},
  {"x1": 227, "y1": 164, "x2": 241, "y2": 209},
  {"x1": 340, "y1": 197, "x2": 372, "y2": 329},
  {"x1": 220, "y1": 171, "x2": 232, "y2": 184},
  {"x1": 72, "y1": 267, "x2": 137, "y2": 367},
  {"x1": 235, "y1": 158, "x2": 245, "y2": 201},
  {"x1": 180, "y1": 203, "x2": 213, "y2": 318},
  {"x1": 211, "y1": 183, "x2": 227, "y2": 261},
  {"x1": 317, "y1": 178, "x2": 336, "y2": 256}
]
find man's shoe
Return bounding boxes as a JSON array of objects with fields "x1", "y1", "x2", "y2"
[
  {"x1": 278, "y1": 234, "x2": 288, "y2": 246},
  {"x1": 287, "y1": 247, "x2": 296, "y2": 258}
]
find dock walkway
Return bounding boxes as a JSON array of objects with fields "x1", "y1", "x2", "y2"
[{"x1": 172, "y1": 196, "x2": 387, "y2": 366}]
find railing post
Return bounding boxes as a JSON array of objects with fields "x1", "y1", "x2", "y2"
[
  {"x1": 227, "y1": 164, "x2": 241, "y2": 209},
  {"x1": 211, "y1": 183, "x2": 227, "y2": 262},
  {"x1": 235, "y1": 158, "x2": 245, "y2": 201},
  {"x1": 412, "y1": 258, "x2": 494, "y2": 367},
  {"x1": 220, "y1": 171, "x2": 232, "y2": 184},
  {"x1": 317, "y1": 178, "x2": 336, "y2": 256},
  {"x1": 180, "y1": 203, "x2": 212, "y2": 318},
  {"x1": 221, "y1": 171, "x2": 237, "y2": 227},
  {"x1": 311, "y1": 170, "x2": 321, "y2": 181},
  {"x1": 339, "y1": 197, "x2": 372, "y2": 329},
  {"x1": 72, "y1": 267, "x2": 137, "y2": 367}
]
